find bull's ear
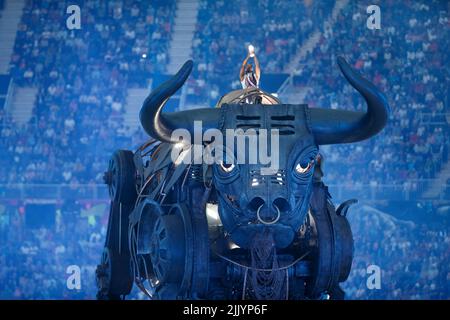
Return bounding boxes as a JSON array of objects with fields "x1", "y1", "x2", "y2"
[
  {"x1": 310, "y1": 57, "x2": 390, "y2": 145},
  {"x1": 140, "y1": 60, "x2": 220, "y2": 143}
]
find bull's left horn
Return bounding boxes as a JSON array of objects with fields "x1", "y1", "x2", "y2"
[
  {"x1": 140, "y1": 60, "x2": 220, "y2": 143},
  {"x1": 310, "y1": 57, "x2": 390, "y2": 145}
]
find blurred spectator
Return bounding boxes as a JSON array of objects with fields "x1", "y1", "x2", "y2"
[{"x1": 0, "y1": 202, "x2": 448, "y2": 299}]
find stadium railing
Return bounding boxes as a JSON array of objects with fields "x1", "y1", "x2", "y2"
[{"x1": 0, "y1": 181, "x2": 447, "y2": 202}]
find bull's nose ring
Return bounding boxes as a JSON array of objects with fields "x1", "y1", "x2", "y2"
[{"x1": 256, "y1": 203, "x2": 281, "y2": 225}]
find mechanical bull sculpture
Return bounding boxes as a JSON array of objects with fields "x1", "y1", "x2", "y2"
[{"x1": 96, "y1": 57, "x2": 389, "y2": 300}]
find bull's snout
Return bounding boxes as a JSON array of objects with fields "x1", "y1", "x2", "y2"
[{"x1": 247, "y1": 197, "x2": 291, "y2": 224}]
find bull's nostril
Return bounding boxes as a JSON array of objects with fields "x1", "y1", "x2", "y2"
[
  {"x1": 273, "y1": 198, "x2": 290, "y2": 213},
  {"x1": 248, "y1": 197, "x2": 265, "y2": 212}
]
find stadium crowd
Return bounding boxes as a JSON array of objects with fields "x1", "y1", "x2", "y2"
[
  {"x1": 1, "y1": 0, "x2": 448, "y2": 189},
  {"x1": 0, "y1": 201, "x2": 103, "y2": 299},
  {"x1": 0, "y1": 201, "x2": 448, "y2": 299}
]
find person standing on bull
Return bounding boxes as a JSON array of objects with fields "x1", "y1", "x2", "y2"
[
  {"x1": 239, "y1": 45, "x2": 262, "y2": 104},
  {"x1": 240, "y1": 44, "x2": 261, "y2": 90}
]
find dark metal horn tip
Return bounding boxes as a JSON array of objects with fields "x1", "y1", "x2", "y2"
[
  {"x1": 337, "y1": 56, "x2": 391, "y2": 115},
  {"x1": 310, "y1": 57, "x2": 390, "y2": 145},
  {"x1": 173, "y1": 59, "x2": 193, "y2": 87}
]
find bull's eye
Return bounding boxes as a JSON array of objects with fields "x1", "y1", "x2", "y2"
[
  {"x1": 219, "y1": 161, "x2": 235, "y2": 173},
  {"x1": 295, "y1": 159, "x2": 314, "y2": 174}
]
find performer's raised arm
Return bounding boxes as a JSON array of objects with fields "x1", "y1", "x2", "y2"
[{"x1": 240, "y1": 54, "x2": 250, "y2": 82}]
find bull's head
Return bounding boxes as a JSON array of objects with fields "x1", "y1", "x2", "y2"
[{"x1": 140, "y1": 57, "x2": 389, "y2": 248}]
